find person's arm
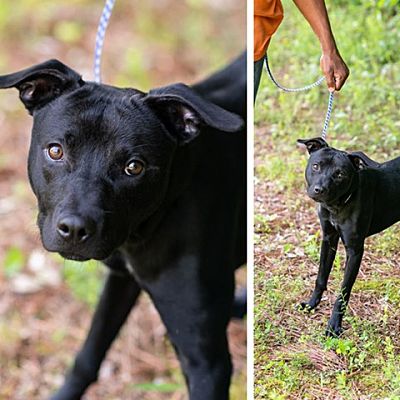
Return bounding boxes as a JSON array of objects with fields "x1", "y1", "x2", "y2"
[{"x1": 293, "y1": 0, "x2": 349, "y2": 91}]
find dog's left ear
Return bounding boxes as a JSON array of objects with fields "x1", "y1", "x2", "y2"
[
  {"x1": 297, "y1": 138, "x2": 329, "y2": 154},
  {"x1": 348, "y1": 152, "x2": 374, "y2": 171},
  {"x1": 144, "y1": 83, "x2": 244, "y2": 144},
  {"x1": 348, "y1": 154, "x2": 366, "y2": 170},
  {"x1": 0, "y1": 59, "x2": 83, "y2": 114}
]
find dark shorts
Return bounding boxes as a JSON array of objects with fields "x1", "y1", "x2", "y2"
[{"x1": 254, "y1": 56, "x2": 265, "y2": 101}]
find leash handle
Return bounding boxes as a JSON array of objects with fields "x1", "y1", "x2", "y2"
[
  {"x1": 94, "y1": 0, "x2": 116, "y2": 83},
  {"x1": 264, "y1": 55, "x2": 334, "y2": 138}
]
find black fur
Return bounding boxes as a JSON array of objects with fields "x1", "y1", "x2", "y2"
[
  {"x1": 298, "y1": 137, "x2": 399, "y2": 336},
  {"x1": 0, "y1": 52, "x2": 246, "y2": 400}
]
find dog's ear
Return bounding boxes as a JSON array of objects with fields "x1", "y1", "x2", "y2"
[
  {"x1": 297, "y1": 138, "x2": 329, "y2": 154},
  {"x1": 0, "y1": 59, "x2": 83, "y2": 114},
  {"x1": 144, "y1": 83, "x2": 244, "y2": 144},
  {"x1": 348, "y1": 151, "x2": 380, "y2": 170},
  {"x1": 348, "y1": 154, "x2": 366, "y2": 170}
]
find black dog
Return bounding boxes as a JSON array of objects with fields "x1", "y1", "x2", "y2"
[
  {"x1": 0, "y1": 53, "x2": 246, "y2": 399},
  {"x1": 298, "y1": 137, "x2": 390, "y2": 337}
]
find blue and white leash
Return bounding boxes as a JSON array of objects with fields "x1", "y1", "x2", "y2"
[
  {"x1": 321, "y1": 90, "x2": 334, "y2": 140},
  {"x1": 264, "y1": 55, "x2": 334, "y2": 140},
  {"x1": 94, "y1": 3, "x2": 335, "y2": 139},
  {"x1": 94, "y1": 0, "x2": 116, "y2": 83}
]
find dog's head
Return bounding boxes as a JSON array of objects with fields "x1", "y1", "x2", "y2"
[
  {"x1": 298, "y1": 138, "x2": 365, "y2": 205},
  {"x1": 0, "y1": 59, "x2": 243, "y2": 261}
]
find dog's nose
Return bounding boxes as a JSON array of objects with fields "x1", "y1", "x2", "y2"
[
  {"x1": 313, "y1": 186, "x2": 324, "y2": 194},
  {"x1": 57, "y1": 216, "x2": 95, "y2": 243}
]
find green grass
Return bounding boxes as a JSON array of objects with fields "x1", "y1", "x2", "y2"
[
  {"x1": 255, "y1": 1, "x2": 400, "y2": 398},
  {"x1": 62, "y1": 259, "x2": 105, "y2": 307}
]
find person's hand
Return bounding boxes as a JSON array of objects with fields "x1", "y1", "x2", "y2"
[{"x1": 320, "y1": 51, "x2": 349, "y2": 91}]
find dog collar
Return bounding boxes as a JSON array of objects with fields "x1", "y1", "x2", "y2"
[{"x1": 343, "y1": 192, "x2": 353, "y2": 205}]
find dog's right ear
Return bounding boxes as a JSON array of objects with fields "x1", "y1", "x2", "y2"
[
  {"x1": 297, "y1": 138, "x2": 329, "y2": 154},
  {"x1": 0, "y1": 59, "x2": 83, "y2": 115}
]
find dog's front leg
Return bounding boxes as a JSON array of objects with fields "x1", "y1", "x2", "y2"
[
  {"x1": 326, "y1": 242, "x2": 364, "y2": 337},
  {"x1": 143, "y1": 260, "x2": 234, "y2": 400},
  {"x1": 301, "y1": 217, "x2": 339, "y2": 311},
  {"x1": 50, "y1": 270, "x2": 141, "y2": 400}
]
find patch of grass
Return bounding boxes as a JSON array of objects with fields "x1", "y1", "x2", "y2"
[
  {"x1": 254, "y1": 213, "x2": 272, "y2": 235},
  {"x1": 62, "y1": 259, "x2": 105, "y2": 308},
  {"x1": 130, "y1": 381, "x2": 183, "y2": 393},
  {"x1": 230, "y1": 370, "x2": 247, "y2": 400},
  {"x1": 256, "y1": 154, "x2": 303, "y2": 191},
  {"x1": 303, "y1": 232, "x2": 320, "y2": 263},
  {"x1": 374, "y1": 225, "x2": 400, "y2": 256},
  {"x1": 3, "y1": 246, "x2": 25, "y2": 279}
]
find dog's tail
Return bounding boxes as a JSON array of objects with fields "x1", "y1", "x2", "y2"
[
  {"x1": 192, "y1": 51, "x2": 246, "y2": 120},
  {"x1": 231, "y1": 287, "x2": 247, "y2": 319}
]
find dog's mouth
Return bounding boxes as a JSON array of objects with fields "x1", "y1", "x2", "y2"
[
  {"x1": 308, "y1": 189, "x2": 349, "y2": 206},
  {"x1": 308, "y1": 193, "x2": 324, "y2": 202},
  {"x1": 59, "y1": 252, "x2": 91, "y2": 262},
  {"x1": 306, "y1": 189, "x2": 325, "y2": 202},
  {"x1": 43, "y1": 237, "x2": 120, "y2": 262},
  {"x1": 39, "y1": 214, "x2": 125, "y2": 262}
]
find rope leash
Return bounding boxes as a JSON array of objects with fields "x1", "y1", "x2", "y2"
[
  {"x1": 264, "y1": 55, "x2": 334, "y2": 140},
  {"x1": 321, "y1": 90, "x2": 334, "y2": 140},
  {"x1": 93, "y1": 4, "x2": 335, "y2": 139},
  {"x1": 94, "y1": 0, "x2": 116, "y2": 83}
]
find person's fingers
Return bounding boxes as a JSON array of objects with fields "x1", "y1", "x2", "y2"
[
  {"x1": 334, "y1": 65, "x2": 350, "y2": 91},
  {"x1": 321, "y1": 53, "x2": 350, "y2": 92},
  {"x1": 325, "y1": 69, "x2": 336, "y2": 92},
  {"x1": 335, "y1": 74, "x2": 345, "y2": 91}
]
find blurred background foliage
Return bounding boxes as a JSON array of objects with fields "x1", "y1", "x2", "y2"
[
  {"x1": 0, "y1": 1, "x2": 246, "y2": 399},
  {"x1": 256, "y1": 0, "x2": 400, "y2": 153},
  {"x1": 255, "y1": 0, "x2": 400, "y2": 399},
  {"x1": 0, "y1": 0, "x2": 245, "y2": 88}
]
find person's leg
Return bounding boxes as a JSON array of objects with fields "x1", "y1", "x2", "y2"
[{"x1": 254, "y1": 55, "x2": 265, "y2": 101}]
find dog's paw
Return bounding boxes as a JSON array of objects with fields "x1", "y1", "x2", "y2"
[
  {"x1": 298, "y1": 301, "x2": 316, "y2": 312},
  {"x1": 325, "y1": 321, "x2": 343, "y2": 338}
]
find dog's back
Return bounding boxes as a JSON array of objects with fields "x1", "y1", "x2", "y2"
[{"x1": 192, "y1": 52, "x2": 246, "y2": 119}]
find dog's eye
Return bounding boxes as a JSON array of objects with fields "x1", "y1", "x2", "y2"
[
  {"x1": 47, "y1": 144, "x2": 64, "y2": 161},
  {"x1": 336, "y1": 171, "x2": 344, "y2": 179},
  {"x1": 312, "y1": 163, "x2": 320, "y2": 172},
  {"x1": 124, "y1": 160, "x2": 144, "y2": 176}
]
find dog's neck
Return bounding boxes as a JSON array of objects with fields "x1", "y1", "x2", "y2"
[{"x1": 322, "y1": 172, "x2": 360, "y2": 214}]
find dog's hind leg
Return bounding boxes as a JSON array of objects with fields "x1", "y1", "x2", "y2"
[
  {"x1": 50, "y1": 265, "x2": 141, "y2": 400},
  {"x1": 144, "y1": 261, "x2": 234, "y2": 400},
  {"x1": 300, "y1": 215, "x2": 339, "y2": 311}
]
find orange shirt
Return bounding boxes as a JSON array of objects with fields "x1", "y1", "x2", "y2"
[{"x1": 254, "y1": 0, "x2": 284, "y2": 61}]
